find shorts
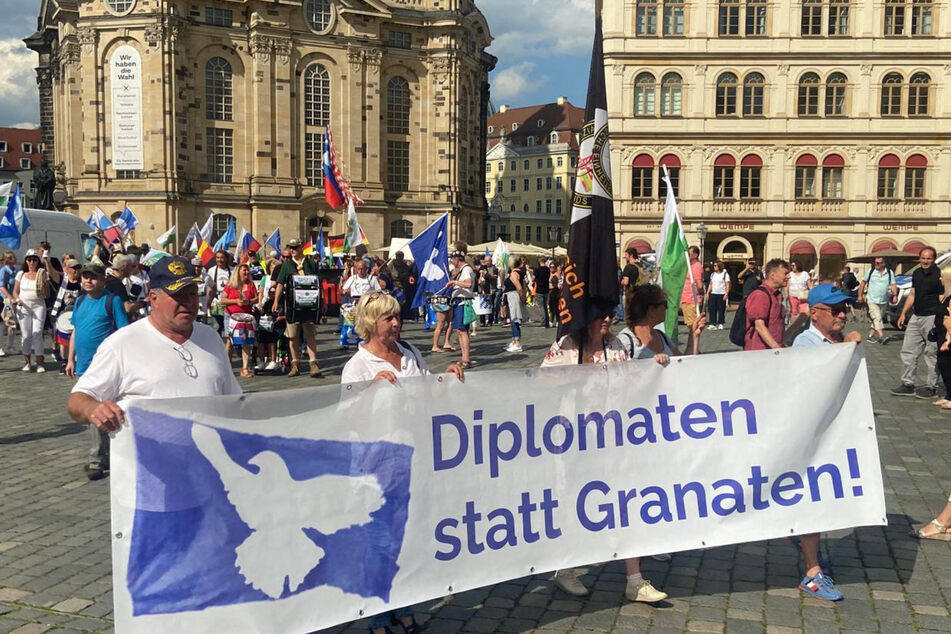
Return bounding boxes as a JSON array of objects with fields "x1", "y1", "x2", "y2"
[
  {"x1": 451, "y1": 299, "x2": 470, "y2": 332},
  {"x1": 681, "y1": 302, "x2": 698, "y2": 326},
  {"x1": 868, "y1": 302, "x2": 885, "y2": 331},
  {"x1": 285, "y1": 321, "x2": 316, "y2": 340}
]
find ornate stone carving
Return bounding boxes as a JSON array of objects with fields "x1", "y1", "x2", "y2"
[
  {"x1": 271, "y1": 38, "x2": 291, "y2": 65},
  {"x1": 144, "y1": 22, "x2": 165, "y2": 48},
  {"x1": 694, "y1": 64, "x2": 707, "y2": 75},
  {"x1": 77, "y1": 27, "x2": 96, "y2": 55},
  {"x1": 363, "y1": 47, "x2": 383, "y2": 74},
  {"x1": 860, "y1": 64, "x2": 873, "y2": 76},
  {"x1": 57, "y1": 40, "x2": 80, "y2": 73},
  {"x1": 431, "y1": 56, "x2": 452, "y2": 84},
  {"x1": 943, "y1": 63, "x2": 951, "y2": 75},
  {"x1": 776, "y1": 64, "x2": 790, "y2": 76},
  {"x1": 251, "y1": 34, "x2": 271, "y2": 62}
]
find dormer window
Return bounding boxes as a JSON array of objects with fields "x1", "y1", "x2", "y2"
[
  {"x1": 537, "y1": 119, "x2": 545, "y2": 127},
  {"x1": 527, "y1": 136, "x2": 536, "y2": 146},
  {"x1": 512, "y1": 123, "x2": 519, "y2": 131},
  {"x1": 20, "y1": 158, "x2": 30, "y2": 169},
  {"x1": 21, "y1": 142, "x2": 32, "y2": 154},
  {"x1": 550, "y1": 131, "x2": 559, "y2": 143},
  {"x1": 488, "y1": 125, "x2": 494, "y2": 133},
  {"x1": 0, "y1": 141, "x2": 7, "y2": 152}
]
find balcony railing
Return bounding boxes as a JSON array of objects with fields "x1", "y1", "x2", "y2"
[{"x1": 629, "y1": 200, "x2": 659, "y2": 216}]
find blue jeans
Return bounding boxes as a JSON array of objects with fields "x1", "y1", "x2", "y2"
[{"x1": 512, "y1": 320, "x2": 522, "y2": 340}]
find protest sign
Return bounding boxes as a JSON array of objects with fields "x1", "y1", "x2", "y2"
[{"x1": 111, "y1": 343, "x2": 884, "y2": 634}]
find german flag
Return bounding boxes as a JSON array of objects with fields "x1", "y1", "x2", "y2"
[{"x1": 196, "y1": 237, "x2": 215, "y2": 266}]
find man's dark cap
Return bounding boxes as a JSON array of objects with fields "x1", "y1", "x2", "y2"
[
  {"x1": 150, "y1": 256, "x2": 203, "y2": 293},
  {"x1": 81, "y1": 263, "x2": 106, "y2": 278}
]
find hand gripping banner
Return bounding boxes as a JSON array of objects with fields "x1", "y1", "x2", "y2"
[{"x1": 111, "y1": 344, "x2": 885, "y2": 633}]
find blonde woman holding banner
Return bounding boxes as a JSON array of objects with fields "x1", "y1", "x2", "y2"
[{"x1": 540, "y1": 311, "x2": 668, "y2": 604}]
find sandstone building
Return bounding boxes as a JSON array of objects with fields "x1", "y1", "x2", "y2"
[
  {"x1": 603, "y1": 0, "x2": 951, "y2": 282},
  {"x1": 26, "y1": 0, "x2": 495, "y2": 249},
  {"x1": 484, "y1": 98, "x2": 582, "y2": 248}
]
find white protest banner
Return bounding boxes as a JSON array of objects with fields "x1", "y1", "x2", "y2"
[{"x1": 111, "y1": 343, "x2": 884, "y2": 634}]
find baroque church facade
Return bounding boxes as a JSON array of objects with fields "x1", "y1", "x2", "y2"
[{"x1": 27, "y1": 0, "x2": 495, "y2": 249}]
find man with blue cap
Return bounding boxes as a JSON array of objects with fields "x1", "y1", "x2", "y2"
[{"x1": 787, "y1": 283, "x2": 861, "y2": 601}]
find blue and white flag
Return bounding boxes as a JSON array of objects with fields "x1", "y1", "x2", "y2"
[
  {"x1": 213, "y1": 217, "x2": 236, "y2": 253},
  {"x1": 265, "y1": 228, "x2": 281, "y2": 255},
  {"x1": 0, "y1": 183, "x2": 28, "y2": 249},
  {"x1": 117, "y1": 206, "x2": 139, "y2": 236},
  {"x1": 407, "y1": 213, "x2": 449, "y2": 309}
]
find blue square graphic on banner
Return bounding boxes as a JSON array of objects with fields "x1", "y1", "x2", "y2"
[{"x1": 126, "y1": 409, "x2": 413, "y2": 616}]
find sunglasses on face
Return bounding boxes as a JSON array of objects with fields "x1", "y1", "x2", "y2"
[{"x1": 815, "y1": 303, "x2": 848, "y2": 315}]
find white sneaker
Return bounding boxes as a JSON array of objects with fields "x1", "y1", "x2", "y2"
[
  {"x1": 706, "y1": 325, "x2": 716, "y2": 331},
  {"x1": 255, "y1": 361, "x2": 266, "y2": 371},
  {"x1": 553, "y1": 569, "x2": 590, "y2": 597},
  {"x1": 0, "y1": 348, "x2": 6, "y2": 357},
  {"x1": 626, "y1": 579, "x2": 668, "y2": 603},
  {"x1": 717, "y1": 324, "x2": 724, "y2": 330},
  {"x1": 36, "y1": 366, "x2": 46, "y2": 373},
  {"x1": 506, "y1": 344, "x2": 523, "y2": 353},
  {"x1": 22, "y1": 364, "x2": 31, "y2": 372},
  {"x1": 265, "y1": 360, "x2": 279, "y2": 371}
]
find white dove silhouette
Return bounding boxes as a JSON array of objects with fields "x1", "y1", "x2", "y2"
[{"x1": 191, "y1": 424, "x2": 386, "y2": 599}]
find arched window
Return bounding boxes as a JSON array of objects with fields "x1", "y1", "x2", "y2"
[
  {"x1": 739, "y1": 154, "x2": 762, "y2": 199},
  {"x1": 389, "y1": 219, "x2": 413, "y2": 239},
  {"x1": 386, "y1": 76, "x2": 411, "y2": 134},
  {"x1": 303, "y1": 0, "x2": 333, "y2": 33},
  {"x1": 634, "y1": 72, "x2": 656, "y2": 116},
  {"x1": 821, "y1": 154, "x2": 845, "y2": 199},
  {"x1": 881, "y1": 73, "x2": 903, "y2": 116},
  {"x1": 386, "y1": 76, "x2": 411, "y2": 192},
  {"x1": 550, "y1": 131, "x2": 560, "y2": 143},
  {"x1": 908, "y1": 72, "x2": 930, "y2": 116},
  {"x1": 304, "y1": 64, "x2": 330, "y2": 127},
  {"x1": 713, "y1": 154, "x2": 736, "y2": 199},
  {"x1": 632, "y1": 154, "x2": 654, "y2": 198},
  {"x1": 905, "y1": 154, "x2": 927, "y2": 199},
  {"x1": 658, "y1": 153, "x2": 681, "y2": 200},
  {"x1": 825, "y1": 72, "x2": 847, "y2": 116},
  {"x1": 797, "y1": 72, "x2": 820, "y2": 116},
  {"x1": 794, "y1": 154, "x2": 818, "y2": 199},
  {"x1": 211, "y1": 213, "x2": 236, "y2": 245},
  {"x1": 715, "y1": 72, "x2": 738, "y2": 116},
  {"x1": 205, "y1": 57, "x2": 232, "y2": 121},
  {"x1": 523, "y1": 204, "x2": 529, "y2": 213},
  {"x1": 742, "y1": 72, "x2": 765, "y2": 116},
  {"x1": 877, "y1": 154, "x2": 901, "y2": 199},
  {"x1": 660, "y1": 72, "x2": 682, "y2": 116}
]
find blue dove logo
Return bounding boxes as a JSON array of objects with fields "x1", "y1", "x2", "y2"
[{"x1": 125, "y1": 409, "x2": 413, "y2": 616}]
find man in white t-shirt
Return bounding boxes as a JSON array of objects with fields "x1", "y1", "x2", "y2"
[
  {"x1": 68, "y1": 256, "x2": 241, "y2": 480},
  {"x1": 447, "y1": 251, "x2": 478, "y2": 369},
  {"x1": 205, "y1": 250, "x2": 233, "y2": 334},
  {"x1": 341, "y1": 259, "x2": 380, "y2": 302}
]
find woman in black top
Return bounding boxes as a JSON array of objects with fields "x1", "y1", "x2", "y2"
[
  {"x1": 503, "y1": 257, "x2": 526, "y2": 352},
  {"x1": 932, "y1": 269, "x2": 951, "y2": 409}
]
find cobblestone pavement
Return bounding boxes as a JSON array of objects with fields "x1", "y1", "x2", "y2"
[{"x1": 1, "y1": 312, "x2": 951, "y2": 633}]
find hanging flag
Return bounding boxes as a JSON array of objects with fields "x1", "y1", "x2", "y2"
[
  {"x1": 322, "y1": 129, "x2": 346, "y2": 209},
  {"x1": 557, "y1": 10, "x2": 619, "y2": 339},
  {"x1": 407, "y1": 213, "x2": 450, "y2": 309},
  {"x1": 491, "y1": 238, "x2": 510, "y2": 271},
  {"x1": 655, "y1": 166, "x2": 689, "y2": 341},
  {"x1": 199, "y1": 214, "x2": 214, "y2": 244},
  {"x1": 235, "y1": 228, "x2": 262, "y2": 263},
  {"x1": 183, "y1": 223, "x2": 201, "y2": 253},
  {"x1": 329, "y1": 234, "x2": 345, "y2": 255},
  {"x1": 343, "y1": 199, "x2": 365, "y2": 252},
  {"x1": 141, "y1": 248, "x2": 172, "y2": 267},
  {"x1": 0, "y1": 183, "x2": 27, "y2": 249},
  {"x1": 212, "y1": 217, "x2": 236, "y2": 253},
  {"x1": 117, "y1": 206, "x2": 139, "y2": 236},
  {"x1": 196, "y1": 237, "x2": 215, "y2": 266},
  {"x1": 264, "y1": 228, "x2": 281, "y2": 255},
  {"x1": 156, "y1": 225, "x2": 176, "y2": 249},
  {"x1": 316, "y1": 226, "x2": 325, "y2": 261}
]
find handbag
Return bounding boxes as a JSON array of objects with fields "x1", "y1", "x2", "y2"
[
  {"x1": 462, "y1": 299, "x2": 478, "y2": 326},
  {"x1": 34, "y1": 269, "x2": 51, "y2": 300}
]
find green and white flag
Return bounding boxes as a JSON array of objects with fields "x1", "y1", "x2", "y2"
[
  {"x1": 491, "y1": 237, "x2": 510, "y2": 271},
  {"x1": 655, "y1": 166, "x2": 688, "y2": 341},
  {"x1": 156, "y1": 225, "x2": 176, "y2": 249},
  {"x1": 141, "y1": 248, "x2": 172, "y2": 267},
  {"x1": 0, "y1": 182, "x2": 11, "y2": 209}
]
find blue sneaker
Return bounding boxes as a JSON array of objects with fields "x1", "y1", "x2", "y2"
[{"x1": 799, "y1": 572, "x2": 843, "y2": 601}]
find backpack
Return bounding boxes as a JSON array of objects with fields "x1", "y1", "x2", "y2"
[
  {"x1": 74, "y1": 292, "x2": 117, "y2": 333},
  {"x1": 619, "y1": 328, "x2": 673, "y2": 358},
  {"x1": 729, "y1": 285, "x2": 771, "y2": 347},
  {"x1": 632, "y1": 262, "x2": 649, "y2": 288},
  {"x1": 864, "y1": 268, "x2": 894, "y2": 285}
]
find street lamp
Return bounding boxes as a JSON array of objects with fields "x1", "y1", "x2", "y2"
[{"x1": 696, "y1": 222, "x2": 708, "y2": 265}]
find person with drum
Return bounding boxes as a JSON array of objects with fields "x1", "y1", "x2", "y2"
[
  {"x1": 272, "y1": 239, "x2": 321, "y2": 378},
  {"x1": 255, "y1": 259, "x2": 285, "y2": 373},
  {"x1": 50, "y1": 258, "x2": 83, "y2": 373},
  {"x1": 221, "y1": 264, "x2": 258, "y2": 378}
]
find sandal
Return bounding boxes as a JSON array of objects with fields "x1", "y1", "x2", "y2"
[
  {"x1": 911, "y1": 519, "x2": 951, "y2": 540},
  {"x1": 933, "y1": 399, "x2": 951, "y2": 407},
  {"x1": 459, "y1": 360, "x2": 479, "y2": 369},
  {"x1": 442, "y1": 345, "x2": 456, "y2": 351},
  {"x1": 240, "y1": 369, "x2": 253, "y2": 378},
  {"x1": 430, "y1": 347, "x2": 444, "y2": 353}
]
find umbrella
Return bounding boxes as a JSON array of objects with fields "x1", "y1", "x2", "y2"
[{"x1": 848, "y1": 249, "x2": 919, "y2": 264}]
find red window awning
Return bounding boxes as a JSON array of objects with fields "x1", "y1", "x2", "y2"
[
  {"x1": 714, "y1": 154, "x2": 736, "y2": 167},
  {"x1": 878, "y1": 153, "x2": 901, "y2": 168},
  {"x1": 822, "y1": 154, "x2": 845, "y2": 167},
  {"x1": 658, "y1": 153, "x2": 681, "y2": 168},
  {"x1": 789, "y1": 240, "x2": 816, "y2": 255},
  {"x1": 906, "y1": 154, "x2": 928, "y2": 168},
  {"x1": 820, "y1": 240, "x2": 846, "y2": 255},
  {"x1": 625, "y1": 239, "x2": 653, "y2": 254},
  {"x1": 632, "y1": 153, "x2": 654, "y2": 168},
  {"x1": 740, "y1": 154, "x2": 763, "y2": 167},
  {"x1": 795, "y1": 154, "x2": 818, "y2": 167},
  {"x1": 903, "y1": 240, "x2": 927, "y2": 254},
  {"x1": 870, "y1": 239, "x2": 897, "y2": 252}
]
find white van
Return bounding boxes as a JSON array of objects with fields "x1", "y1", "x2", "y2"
[{"x1": 8, "y1": 209, "x2": 94, "y2": 263}]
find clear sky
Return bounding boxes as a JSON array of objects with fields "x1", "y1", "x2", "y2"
[{"x1": 0, "y1": 0, "x2": 593, "y2": 127}]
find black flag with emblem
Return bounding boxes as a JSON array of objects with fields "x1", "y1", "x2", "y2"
[{"x1": 557, "y1": 9, "x2": 618, "y2": 340}]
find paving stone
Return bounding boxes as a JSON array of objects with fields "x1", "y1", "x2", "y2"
[{"x1": 49, "y1": 599, "x2": 92, "y2": 614}]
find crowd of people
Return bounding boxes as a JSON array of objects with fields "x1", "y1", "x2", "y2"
[{"x1": 6, "y1": 228, "x2": 940, "y2": 631}]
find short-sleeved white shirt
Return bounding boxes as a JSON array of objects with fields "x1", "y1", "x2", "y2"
[
  {"x1": 341, "y1": 341, "x2": 429, "y2": 384},
  {"x1": 72, "y1": 318, "x2": 242, "y2": 403},
  {"x1": 342, "y1": 274, "x2": 381, "y2": 298},
  {"x1": 709, "y1": 270, "x2": 730, "y2": 295}
]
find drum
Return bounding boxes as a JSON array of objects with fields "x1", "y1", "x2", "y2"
[
  {"x1": 228, "y1": 312, "x2": 256, "y2": 346},
  {"x1": 55, "y1": 312, "x2": 74, "y2": 347}
]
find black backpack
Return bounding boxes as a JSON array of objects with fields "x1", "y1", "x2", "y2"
[{"x1": 729, "y1": 286, "x2": 770, "y2": 347}]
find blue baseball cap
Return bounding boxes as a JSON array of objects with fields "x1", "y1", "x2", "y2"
[
  {"x1": 807, "y1": 283, "x2": 855, "y2": 307},
  {"x1": 149, "y1": 256, "x2": 203, "y2": 293}
]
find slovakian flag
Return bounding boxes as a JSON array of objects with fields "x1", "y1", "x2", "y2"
[
  {"x1": 116, "y1": 206, "x2": 139, "y2": 237},
  {"x1": 196, "y1": 237, "x2": 215, "y2": 266},
  {"x1": 234, "y1": 228, "x2": 262, "y2": 263},
  {"x1": 556, "y1": 9, "x2": 618, "y2": 341}
]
